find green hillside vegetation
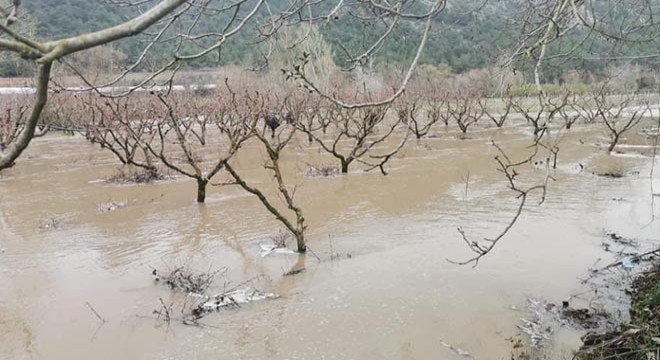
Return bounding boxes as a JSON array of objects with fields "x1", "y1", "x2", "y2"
[{"x1": 1, "y1": 0, "x2": 658, "y2": 84}]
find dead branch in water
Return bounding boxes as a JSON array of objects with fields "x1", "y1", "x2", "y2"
[
  {"x1": 154, "y1": 298, "x2": 173, "y2": 323},
  {"x1": 85, "y1": 301, "x2": 107, "y2": 323},
  {"x1": 152, "y1": 266, "x2": 227, "y2": 294},
  {"x1": 449, "y1": 140, "x2": 550, "y2": 267},
  {"x1": 591, "y1": 248, "x2": 660, "y2": 274}
]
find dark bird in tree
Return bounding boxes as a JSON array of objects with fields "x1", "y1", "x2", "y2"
[
  {"x1": 265, "y1": 112, "x2": 281, "y2": 138},
  {"x1": 264, "y1": 111, "x2": 296, "y2": 138}
]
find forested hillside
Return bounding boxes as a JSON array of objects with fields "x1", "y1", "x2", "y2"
[
  {"x1": 1, "y1": 0, "x2": 658, "y2": 80},
  {"x1": 0, "y1": 0, "x2": 519, "y2": 77}
]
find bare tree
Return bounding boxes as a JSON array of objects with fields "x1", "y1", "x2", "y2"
[
  {"x1": 558, "y1": 95, "x2": 580, "y2": 130},
  {"x1": 509, "y1": 93, "x2": 569, "y2": 140},
  {"x1": 297, "y1": 103, "x2": 402, "y2": 174},
  {"x1": 297, "y1": 97, "x2": 326, "y2": 144},
  {"x1": 85, "y1": 89, "x2": 253, "y2": 202},
  {"x1": 397, "y1": 95, "x2": 440, "y2": 139},
  {"x1": 0, "y1": 95, "x2": 29, "y2": 155},
  {"x1": 447, "y1": 93, "x2": 484, "y2": 135},
  {"x1": 451, "y1": 141, "x2": 549, "y2": 267},
  {"x1": 571, "y1": 91, "x2": 605, "y2": 125},
  {"x1": 144, "y1": 92, "x2": 254, "y2": 202},
  {"x1": 223, "y1": 115, "x2": 307, "y2": 253},
  {"x1": 450, "y1": 0, "x2": 660, "y2": 266},
  {"x1": 479, "y1": 93, "x2": 513, "y2": 128},
  {"x1": 40, "y1": 93, "x2": 85, "y2": 134},
  {"x1": 597, "y1": 94, "x2": 649, "y2": 153},
  {"x1": 84, "y1": 94, "x2": 159, "y2": 174},
  {"x1": 0, "y1": 0, "x2": 444, "y2": 171},
  {"x1": 0, "y1": 0, "x2": 190, "y2": 169}
]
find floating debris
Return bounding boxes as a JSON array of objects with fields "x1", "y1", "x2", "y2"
[
  {"x1": 152, "y1": 267, "x2": 225, "y2": 294},
  {"x1": 621, "y1": 258, "x2": 634, "y2": 269},
  {"x1": 283, "y1": 267, "x2": 305, "y2": 276},
  {"x1": 259, "y1": 243, "x2": 295, "y2": 257},
  {"x1": 519, "y1": 297, "x2": 613, "y2": 348},
  {"x1": 190, "y1": 287, "x2": 279, "y2": 318},
  {"x1": 606, "y1": 232, "x2": 638, "y2": 247},
  {"x1": 305, "y1": 164, "x2": 339, "y2": 177},
  {"x1": 518, "y1": 318, "x2": 552, "y2": 347},
  {"x1": 519, "y1": 298, "x2": 554, "y2": 348},
  {"x1": 439, "y1": 338, "x2": 474, "y2": 358},
  {"x1": 97, "y1": 201, "x2": 127, "y2": 214},
  {"x1": 596, "y1": 171, "x2": 625, "y2": 178},
  {"x1": 151, "y1": 267, "x2": 278, "y2": 323},
  {"x1": 38, "y1": 217, "x2": 62, "y2": 231}
]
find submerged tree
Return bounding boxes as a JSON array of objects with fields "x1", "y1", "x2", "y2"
[
  {"x1": 84, "y1": 90, "x2": 254, "y2": 202},
  {"x1": 479, "y1": 92, "x2": 513, "y2": 128},
  {"x1": 396, "y1": 95, "x2": 442, "y2": 139},
  {"x1": 0, "y1": 0, "x2": 443, "y2": 171},
  {"x1": 223, "y1": 96, "x2": 307, "y2": 252},
  {"x1": 452, "y1": 0, "x2": 660, "y2": 265},
  {"x1": 447, "y1": 93, "x2": 484, "y2": 135},
  {"x1": 84, "y1": 94, "x2": 159, "y2": 173},
  {"x1": 146, "y1": 92, "x2": 254, "y2": 202},
  {"x1": 0, "y1": 95, "x2": 29, "y2": 154},
  {"x1": 597, "y1": 94, "x2": 649, "y2": 153},
  {"x1": 297, "y1": 103, "x2": 405, "y2": 174}
]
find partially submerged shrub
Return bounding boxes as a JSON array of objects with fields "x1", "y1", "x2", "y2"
[
  {"x1": 151, "y1": 266, "x2": 278, "y2": 323},
  {"x1": 106, "y1": 167, "x2": 164, "y2": 184},
  {"x1": 270, "y1": 229, "x2": 294, "y2": 248},
  {"x1": 152, "y1": 266, "x2": 226, "y2": 294},
  {"x1": 305, "y1": 163, "x2": 339, "y2": 177}
]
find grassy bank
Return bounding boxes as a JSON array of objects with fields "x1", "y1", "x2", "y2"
[{"x1": 576, "y1": 260, "x2": 660, "y2": 359}]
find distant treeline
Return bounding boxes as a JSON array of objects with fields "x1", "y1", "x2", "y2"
[{"x1": 1, "y1": 0, "x2": 658, "y2": 82}]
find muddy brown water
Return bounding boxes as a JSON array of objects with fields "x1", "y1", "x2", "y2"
[{"x1": 1, "y1": 122, "x2": 659, "y2": 360}]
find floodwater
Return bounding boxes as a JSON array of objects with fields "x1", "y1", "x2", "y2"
[{"x1": 1, "y1": 121, "x2": 659, "y2": 360}]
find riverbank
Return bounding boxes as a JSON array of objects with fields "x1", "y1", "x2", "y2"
[{"x1": 576, "y1": 258, "x2": 660, "y2": 359}]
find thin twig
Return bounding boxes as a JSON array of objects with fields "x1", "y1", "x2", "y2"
[{"x1": 86, "y1": 301, "x2": 107, "y2": 323}]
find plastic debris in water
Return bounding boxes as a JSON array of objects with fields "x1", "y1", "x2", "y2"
[
  {"x1": 186, "y1": 286, "x2": 280, "y2": 319},
  {"x1": 198, "y1": 287, "x2": 279, "y2": 311},
  {"x1": 621, "y1": 258, "x2": 634, "y2": 269},
  {"x1": 259, "y1": 243, "x2": 296, "y2": 257}
]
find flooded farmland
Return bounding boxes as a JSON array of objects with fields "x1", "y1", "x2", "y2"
[{"x1": 1, "y1": 121, "x2": 659, "y2": 360}]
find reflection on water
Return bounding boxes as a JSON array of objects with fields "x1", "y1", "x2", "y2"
[{"x1": 1, "y1": 123, "x2": 659, "y2": 359}]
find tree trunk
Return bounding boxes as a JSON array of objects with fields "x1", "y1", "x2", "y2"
[
  {"x1": 340, "y1": 159, "x2": 350, "y2": 173},
  {"x1": 196, "y1": 178, "x2": 208, "y2": 203},
  {"x1": 608, "y1": 136, "x2": 618, "y2": 153},
  {"x1": 295, "y1": 232, "x2": 306, "y2": 253}
]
